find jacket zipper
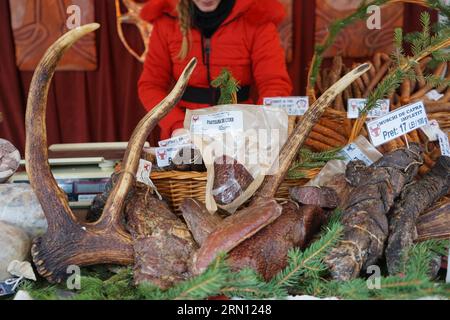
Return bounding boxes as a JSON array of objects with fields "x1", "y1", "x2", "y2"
[{"x1": 201, "y1": 36, "x2": 215, "y2": 105}]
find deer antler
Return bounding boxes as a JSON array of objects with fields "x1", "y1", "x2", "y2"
[
  {"x1": 25, "y1": 23, "x2": 197, "y2": 283},
  {"x1": 115, "y1": 0, "x2": 153, "y2": 63}
]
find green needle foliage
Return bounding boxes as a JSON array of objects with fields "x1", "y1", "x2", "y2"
[
  {"x1": 310, "y1": 1, "x2": 450, "y2": 97},
  {"x1": 363, "y1": 11, "x2": 450, "y2": 113},
  {"x1": 288, "y1": 148, "x2": 345, "y2": 179},
  {"x1": 19, "y1": 217, "x2": 343, "y2": 300},
  {"x1": 309, "y1": 0, "x2": 391, "y2": 89},
  {"x1": 211, "y1": 68, "x2": 240, "y2": 105},
  {"x1": 295, "y1": 240, "x2": 450, "y2": 300},
  {"x1": 18, "y1": 222, "x2": 449, "y2": 300}
]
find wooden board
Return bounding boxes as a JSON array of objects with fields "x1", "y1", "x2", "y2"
[
  {"x1": 315, "y1": 0, "x2": 404, "y2": 58},
  {"x1": 9, "y1": 0, "x2": 97, "y2": 71}
]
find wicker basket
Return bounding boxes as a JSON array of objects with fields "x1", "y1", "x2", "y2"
[{"x1": 150, "y1": 170, "x2": 319, "y2": 214}]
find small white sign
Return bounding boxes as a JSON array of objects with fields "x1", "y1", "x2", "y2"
[
  {"x1": 437, "y1": 131, "x2": 450, "y2": 157},
  {"x1": 367, "y1": 101, "x2": 429, "y2": 147},
  {"x1": 263, "y1": 97, "x2": 309, "y2": 116},
  {"x1": 339, "y1": 143, "x2": 374, "y2": 166},
  {"x1": 347, "y1": 99, "x2": 390, "y2": 119},
  {"x1": 190, "y1": 111, "x2": 244, "y2": 135},
  {"x1": 426, "y1": 89, "x2": 444, "y2": 102},
  {"x1": 137, "y1": 159, "x2": 153, "y2": 185},
  {"x1": 158, "y1": 134, "x2": 191, "y2": 148},
  {"x1": 420, "y1": 120, "x2": 441, "y2": 142},
  {"x1": 155, "y1": 144, "x2": 193, "y2": 168}
]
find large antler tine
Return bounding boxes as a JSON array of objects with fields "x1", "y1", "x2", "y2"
[
  {"x1": 97, "y1": 58, "x2": 198, "y2": 229},
  {"x1": 255, "y1": 63, "x2": 372, "y2": 199},
  {"x1": 25, "y1": 23, "x2": 100, "y2": 230}
]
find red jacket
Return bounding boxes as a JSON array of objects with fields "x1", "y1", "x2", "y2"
[{"x1": 139, "y1": 0, "x2": 293, "y2": 140}]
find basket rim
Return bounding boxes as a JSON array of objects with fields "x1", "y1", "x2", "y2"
[{"x1": 151, "y1": 170, "x2": 207, "y2": 180}]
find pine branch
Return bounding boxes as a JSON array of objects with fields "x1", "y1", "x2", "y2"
[
  {"x1": 288, "y1": 148, "x2": 344, "y2": 178},
  {"x1": 270, "y1": 221, "x2": 343, "y2": 289},
  {"x1": 220, "y1": 268, "x2": 287, "y2": 299},
  {"x1": 170, "y1": 253, "x2": 229, "y2": 300},
  {"x1": 363, "y1": 12, "x2": 450, "y2": 114},
  {"x1": 211, "y1": 68, "x2": 240, "y2": 105},
  {"x1": 309, "y1": 0, "x2": 390, "y2": 89}
]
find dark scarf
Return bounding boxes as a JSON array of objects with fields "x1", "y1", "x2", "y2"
[{"x1": 193, "y1": 0, "x2": 236, "y2": 38}]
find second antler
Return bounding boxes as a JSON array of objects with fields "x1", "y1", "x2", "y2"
[{"x1": 25, "y1": 23, "x2": 197, "y2": 283}]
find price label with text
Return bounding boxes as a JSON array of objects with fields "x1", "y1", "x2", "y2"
[
  {"x1": 347, "y1": 99, "x2": 390, "y2": 119},
  {"x1": 190, "y1": 111, "x2": 244, "y2": 135},
  {"x1": 263, "y1": 97, "x2": 309, "y2": 116},
  {"x1": 137, "y1": 159, "x2": 153, "y2": 186},
  {"x1": 158, "y1": 134, "x2": 191, "y2": 147},
  {"x1": 339, "y1": 143, "x2": 374, "y2": 166},
  {"x1": 437, "y1": 131, "x2": 450, "y2": 157},
  {"x1": 367, "y1": 101, "x2": 428, "y2": 147}
]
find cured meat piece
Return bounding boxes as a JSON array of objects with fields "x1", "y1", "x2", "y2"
[
  {"x1": 324, "y1": 145, "x2": 423, "y2": 281},
  {"x1": 290, "y1": 186, "x2": 339, "y2": 208},
  {"x1": 416, "y1": 201, "x2": 450, "y2": 242},
  {"x1": 386, "y1": 156, "x2": 450, "y2": 274},
  {"x1": 192, "y1": 199, "x2": 282, "y2": 275},
  {"x1": 228, "y1": 202, "x2": 326, "y2": 280},
  {"x1": 126, "y1": 185, "x2": 198, "y2": 289},
  {"x1": 212, "y1": 155, "x2": 254, "y2": 205},
  {"x1": 322, "y1": 174, "x2": 353, "y2": 208},
  {"x1": 0, "y1": 139, "x2": 20, "y2": 183},
  {"x1": 182, "y1": 199, "x2": 326, "y2": 281},
  {"x1": 181, "y1": 198, "x2": 222, "y2": 246}
]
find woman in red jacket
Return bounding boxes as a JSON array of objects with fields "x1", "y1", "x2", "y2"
[{"x1": 139, "y1": 0, "x2": 293, "y2": 140}]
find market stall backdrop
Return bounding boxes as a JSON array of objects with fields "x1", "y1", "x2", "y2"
[{"x1": 0, "y1": 0, "x2": 433, "y2": 155}]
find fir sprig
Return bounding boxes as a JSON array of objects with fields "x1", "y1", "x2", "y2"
[
  {"x1": 308, "y1": 0, "x2": 390, "y2": 92},
  {"x1": 211, "y1": 68, "x2": 240, "y2": 105},
  {"x1": 288, "y1": 148, "x2": 344, "y2": 179},
  {"x1": 363, "y1": 12, "x2": 450, "y2": 114},
  {"x1": 19, "y1": 222, "x2": 449, "y2": 300},
  {"x1": 296, "y1": 239, "x2": 450, "y2": 300}
]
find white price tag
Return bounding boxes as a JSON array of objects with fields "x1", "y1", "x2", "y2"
[
  {"x1": 137, "y1": 159, "x2": 153, "y2": 186},
  {"x1": 437, "y1": 131, "x2": 450, "y2": 157},
  {"x1": 367, "y1": 101, "x2": 429, "y2": 147},
  {"x1": 155, "y1": 144, "x2": 193, "y2": 168},
  {"x1": 347, "y1": 99, "x2": 390, "y2": 119},
  {"x1": 339, "y1": 143, "x2": 374, "y2": 166},
  {"x1": 263, "y1": 97, "x2": 309, "y2": 116},
  {"x1": 158, "y1": 134, "x2": 191, "y2": 147},
  {"x1": 420, "y1": 120, "x2": 441, "y2": 142},
  {"x1": 190, "y1": 111, "x2": 244, "y2": 135},
  {"x1": 426, "y1": 90, "x2": 444, "y2": 102}
]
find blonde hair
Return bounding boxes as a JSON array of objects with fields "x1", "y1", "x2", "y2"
[{"x1": 177, "y1": 0, "x2": 192, "y2": 60}]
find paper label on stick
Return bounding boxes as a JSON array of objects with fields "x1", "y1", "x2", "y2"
[
  {"x1": 339, "y1": 143, "x2": 374, "y2": 166},
  {"x1": 426, "y1": 89, "x2": 444, "y2": 102},
  {"x1": 263, "y1": 97, "x2": 309, "y2": 116},
  {"x1": 347, "y1": 99, "x2": 390, "y2": 119},
  {"x1": 137, "y1": 159, "x2": 153, "y2": 185},
  {"x1": 437, "y1": 130, "x2": 450, "y2": 157},
  {"x1": 420, "y1": 120, "x2": 441, "y2": 142},
  {"x1": 367, "y1": 101, "x2": 429, "y2": 147},
  {"x1": 158, "y1": 134, "x2": 191, "y2": 147},
  {"x1": 190, "y1": 111, "x2": 244, "y2": 135}
]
